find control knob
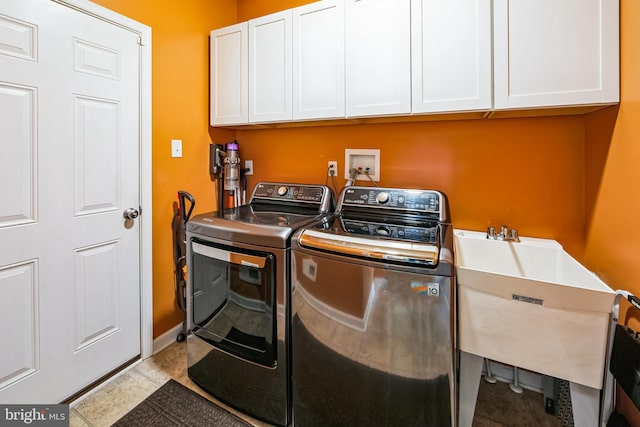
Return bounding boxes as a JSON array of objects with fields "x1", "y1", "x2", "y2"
[
  {"x1": 277, "y1": 186, "x2": 289, "y2": 196},
  {"x1": 376, "y1": 226, "x2": 391, "y2": 236},
  {"x1": 376, "y1": 192, "x2": 390, "y2": 204}
]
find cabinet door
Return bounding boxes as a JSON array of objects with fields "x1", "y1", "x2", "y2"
[
  {"x1": 494, "y1": 0, "x2": 619, "y2": 109},
  {"x1": 210, "y1": 23, "x2": 248, "y2": 126},
  {"x1": 345, "y1": 0, "x2": 411, "y2": 117},
  {"x1": 249, "y1": 10, "x2": 293, "y2": 123},
  {"x1": 411, "y1": 0, "x2": 491, "y2": 113},
  {"x1": 293, "y1": 0, "x2": 345, "y2": 120}
]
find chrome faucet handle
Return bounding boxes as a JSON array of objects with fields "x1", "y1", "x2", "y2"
[{"x1": 487, "y1": 224, "x2": 520, "y2": 242}]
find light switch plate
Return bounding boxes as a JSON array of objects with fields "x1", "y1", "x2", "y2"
[{"x1": 171, "y1": 139, "x2": 182, "y2": 158}]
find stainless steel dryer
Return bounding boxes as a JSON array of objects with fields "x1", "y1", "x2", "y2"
[
  {"x1": 185, "y1": 182, "x2": 334, "y2": 427},
  {"x1": 291, "y1": 186, "x2": 455, "y2": 426}
]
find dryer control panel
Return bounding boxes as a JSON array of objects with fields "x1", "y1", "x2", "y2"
[
  {"x1": 252, "y1": 183, "x2": 326, "y2": 202},
  {"x1": 250, "y1": 182, "x2": 335, "y2": 213}
]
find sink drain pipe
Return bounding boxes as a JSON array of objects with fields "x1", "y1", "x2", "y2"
[
  {"x1": 483, "y1": 358, "x2": 497, "y2": 384},
  {"x1": 509, "y1": 366, "x2": 524, "y2": 393}
]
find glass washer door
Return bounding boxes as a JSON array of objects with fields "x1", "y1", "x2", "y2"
[{"x1": 190, "y1": 238, "x2": 276, "y2": 367}]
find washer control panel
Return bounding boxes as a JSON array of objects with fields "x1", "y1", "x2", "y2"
[
  {"x1": 341, "y1": 219, "x2": 438, "y2": 243},
  {"x1": 341, "y1": 187, "x2": 441, "y2": 214}
]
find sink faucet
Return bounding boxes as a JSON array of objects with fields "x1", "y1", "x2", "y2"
[{"x1": 487, "y1": 225, "x2": 519, "y2": 242}]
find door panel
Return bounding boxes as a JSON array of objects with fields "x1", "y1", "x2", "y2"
[
  {"x1": 0, "y1": 261, "x2": 38, "y2": 389},
  {"x1": 73, "y1": 38, "x2": 121, "y2": 80},
  {"x1": 0, "y1": 0, "x2": 141, "y2": 403},
  {"x1": 248, "y1": 10, "x2": 293, "y2": 123},
  {"x1": 73, "y1": 96, "x2": 120, "y2": 215},
  {"x1": 210, "y1": 22, "x2": 248, "y2": 125},
  {"x1": 73, "y1": 241, "x2": 120, "y2": 351},
  {"x1": 345, "y1": 0, "x2": 411, "y2": 117},
  {"x1": 0, "y1": 14, "x2": 37, "y2": 61},
  {"x1": 0, "y1": 84, "x2": 35, "y2": 227},
  {"x1": 411, "y1": 0, "x2": 492, "y2": 113},
  {"x1": 292, "y1": 0, "x2": 345, "y2": 120},
  {"x1": 493, "y1": 0, "x2": 619, "y2": 108}
]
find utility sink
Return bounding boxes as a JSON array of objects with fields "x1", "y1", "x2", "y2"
[{"x1": 454, "y1": 229, "x2": 615, "y2": 389}]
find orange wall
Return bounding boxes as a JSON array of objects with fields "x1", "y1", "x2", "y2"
[
  {"x1": 585, "y1": 0, "x2": 640, "y2": 312},
  {"x1": 237, "y1": 0, "x2": 312, "y2": 20},
  {"x1": 239, "y1": 117, "x2": 587, "y2": 256},
  {"x1": 90, "y1": 0, "x2": 237, "y2": 337}
]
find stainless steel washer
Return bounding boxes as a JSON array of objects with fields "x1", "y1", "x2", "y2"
[
  {"x1": 291, "y1": 186, "x2": 455, "y2": 426},
  {"x1": 185, "y1": 182, "x2": 334, "y2": 427}
]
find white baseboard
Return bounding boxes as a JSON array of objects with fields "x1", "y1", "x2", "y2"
[{"x1": 153, "y1": 322, "x2": 185, "y2": 355}]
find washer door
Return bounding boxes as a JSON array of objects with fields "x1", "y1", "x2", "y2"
[{"x1": 190, "y1": 239, "x2": 276, "y2": 367}]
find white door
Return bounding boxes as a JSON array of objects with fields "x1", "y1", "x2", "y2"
[
  {"x1": 410, "y1": 0, "x2": 492, "y2": 113},
  {"x1": 493, "y1": 0, "x2": 619, "y2": 109},
  {"x1": 0, "y1": 0, "x2": 142, "y2": 403},
  {"x1": 292, "y1": 0, "x2": 345, "y2": 120},
  {"x1": 345, "y1": 0, "x2": 411, "y2": 117},
  {"x1": 210, "y1": 22, "x2": 248, "y2": 126},
  {"x1": 248, "y1": 9, "x2": 293, "y2": 123}
]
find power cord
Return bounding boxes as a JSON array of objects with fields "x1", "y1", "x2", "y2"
[{"x1": 326, "y1": 164, "x2": 338, "y2": 195}]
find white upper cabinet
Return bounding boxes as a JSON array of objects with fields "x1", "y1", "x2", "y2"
[
  {"x1": 345, "y1": 0, "x2": 411, "y2": 117},
  {"x1": 292, "y1": 0, "x2": 345, "y2": 120},
  {"x1": 411, "y1": 0, "x2": 492, "y2": 113},
  {"x1": 209, "y1": 0, "x2": 620, "y2": 127},
  {"x1": 248, "y1": 9, "x2": 293, "y2": 123},
  {"x1": 210, "y1": 23, "x2": 248, "y2": 126},
  {"x1": 493, "y1": 0, "x2": 619, "y2": 110}
]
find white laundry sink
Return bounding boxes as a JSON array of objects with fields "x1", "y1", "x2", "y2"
[{"x1": 454, "y1": 229, "x2": 615, "y2": 389}]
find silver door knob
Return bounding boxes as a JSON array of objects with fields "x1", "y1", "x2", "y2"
[{"x1": 123, "y1": 208, "x2": 139, "y2": 220}]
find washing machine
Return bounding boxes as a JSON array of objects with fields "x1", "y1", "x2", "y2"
[
  {"x1": 185, "y1": 182, "x2": 334, "y2": 426},
  {"x1": 291, "y1": 186, "x2": 455, "y2": 426}
]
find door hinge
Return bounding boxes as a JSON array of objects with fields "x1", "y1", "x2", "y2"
[{"x1": 137, "y1": 35, "x2": 144, "y2": 46}]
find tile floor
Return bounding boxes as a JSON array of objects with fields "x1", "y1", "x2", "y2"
[{"x1": 69, "y1": 340, "x2": 562, "y2": 427}]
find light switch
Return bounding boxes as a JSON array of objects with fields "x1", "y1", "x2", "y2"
[{"x1": 171, "y1": 139, "x2": 182, "y2": 158}]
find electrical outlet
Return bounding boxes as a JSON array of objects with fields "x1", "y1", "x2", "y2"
[
  {"x1": 245, "y1": 160, "x2": 253, "y2": 175},
  {"x1": 328, "y1": 161, "x2": 338, "y2": 177}
]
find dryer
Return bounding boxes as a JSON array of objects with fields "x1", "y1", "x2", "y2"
[{"x1": 186, "y1": 182, "x2": 334, "y2": 426}]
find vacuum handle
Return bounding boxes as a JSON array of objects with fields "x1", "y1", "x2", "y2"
[{"x1": 178, "y1": 191, "x2": 195, "y2": 222}]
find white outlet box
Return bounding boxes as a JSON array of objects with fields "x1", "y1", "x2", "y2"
[
  {"x1": 171, "y1": 139, "x2": 182, "y2": 158},
  {"x1": 245, "y1": 160, "x2": 253, "y2": 175},
  {"x1": 345, "y1": 149, "x2": 380, "y2": 181},
  {"x1": 327, "y1": 161, "x2": 338, "y2": 177}
]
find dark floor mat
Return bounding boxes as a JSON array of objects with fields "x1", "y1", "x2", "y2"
[{"x1": 113, "y1": 379, "x2": 252, "y2": 427}]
